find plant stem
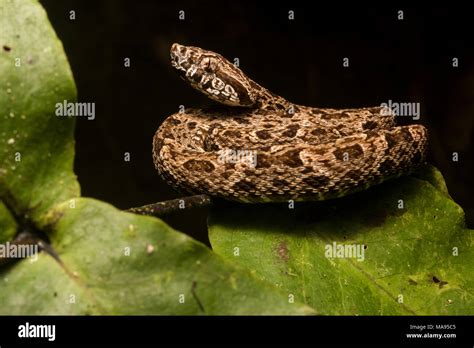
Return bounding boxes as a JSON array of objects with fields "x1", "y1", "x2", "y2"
[{"x1": 126, "y1": 194, "x2": 212, "y2": 216}]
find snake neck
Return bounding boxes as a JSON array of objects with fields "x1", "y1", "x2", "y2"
[{"x1": 248, "y1": 80, "x2": 298, "y2": 114}]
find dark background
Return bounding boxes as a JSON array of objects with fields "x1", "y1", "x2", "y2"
[{"x1": 40, "y1": 1, "x2": 474, "y2": 244}]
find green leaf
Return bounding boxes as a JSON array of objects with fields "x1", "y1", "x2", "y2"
[
  {"x1": 209, "y1": 165, "x2": 474, "y2": 315},
  {"x1": 0, "y1": 0, "x2": 79, "y2": 227},
  {"x1": 0, "y1": 198, "x2": 315, "y2": 315},
  {"x1": 0, "y1": 201, "x2": 17, "y2": 243}
]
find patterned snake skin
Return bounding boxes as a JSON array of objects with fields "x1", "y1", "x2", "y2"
[{"x1": 152, "y1": 43, "x2": 429, "y2": 203}]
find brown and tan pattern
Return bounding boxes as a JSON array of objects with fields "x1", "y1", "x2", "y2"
[{"x1": 152, "y1": 43, "x2": 429, "y2": 203}]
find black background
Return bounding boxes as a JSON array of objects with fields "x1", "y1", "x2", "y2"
[{"x1": 40, "y1": 1, "x2": 474, "y2": 244}]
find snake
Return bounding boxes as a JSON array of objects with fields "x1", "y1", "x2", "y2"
[{"x1": 152, "y1": 43, "x2": 429, "y2": 203}]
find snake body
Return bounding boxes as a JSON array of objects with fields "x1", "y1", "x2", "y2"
[{"x1": 152, "y1": 43, "x2": 428, "y2": 203}]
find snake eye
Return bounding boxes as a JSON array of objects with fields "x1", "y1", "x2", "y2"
[
  {"x1": 202, "y1": 58, "x2": 211, "y2": 71},
  {"x1": 201, "y1": 56, "x2": 217, "y2": 73}
]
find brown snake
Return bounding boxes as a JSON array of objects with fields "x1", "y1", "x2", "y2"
[{"x1": 152, "y1": 43, "x2": 428, "y2": 203}]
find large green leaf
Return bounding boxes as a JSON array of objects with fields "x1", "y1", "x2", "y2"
[
  {"x1": 0, "y1": 0, "x2": 79, "y2": 227},
  {"x1": 209, "y1": 165, "x2": 474, "y2": 315},
  {"x1": 0, "y1": 198, "x2": 314, "y2": 315}
]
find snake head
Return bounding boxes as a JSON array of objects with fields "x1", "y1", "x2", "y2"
[{"x1": 170, "y1": 43, "x2": 256, "y2": 107}]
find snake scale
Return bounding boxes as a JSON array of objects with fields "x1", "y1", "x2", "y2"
[{"x1": 152, "y1": 43, "x2": 429, "y2": 203}]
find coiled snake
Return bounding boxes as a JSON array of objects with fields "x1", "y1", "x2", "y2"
[{"x1": 152, "y1": 43, "x2": 428, "y2": 203}]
